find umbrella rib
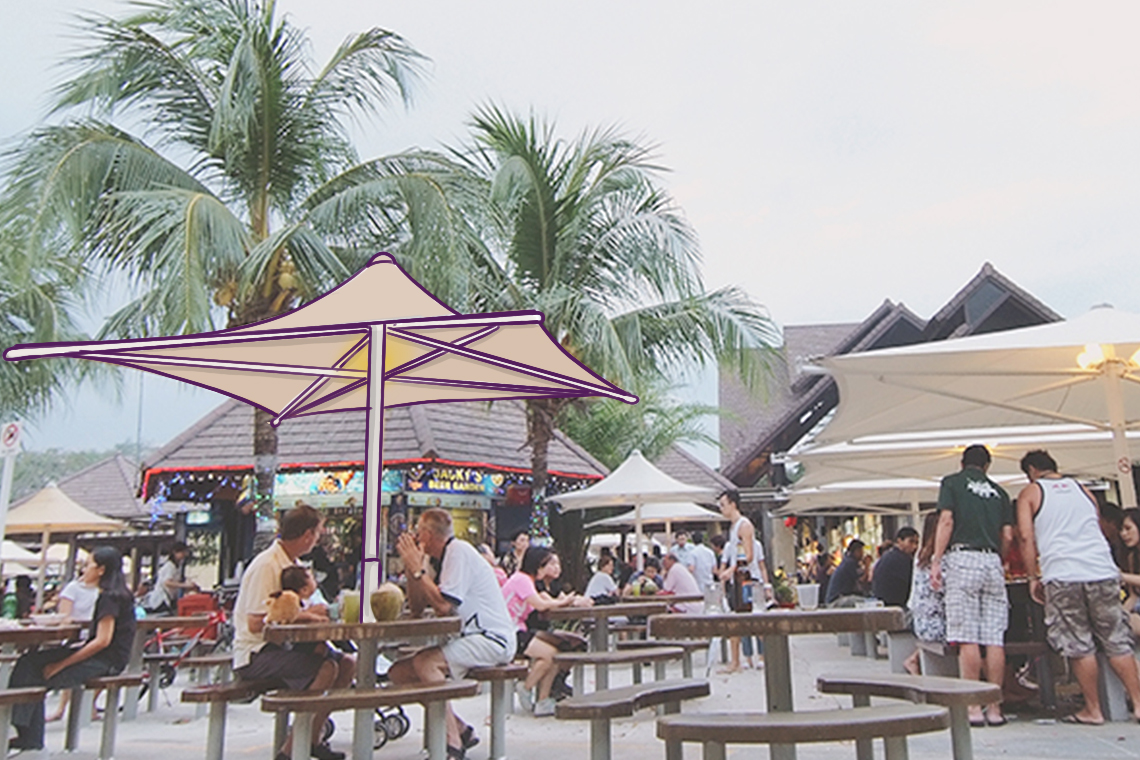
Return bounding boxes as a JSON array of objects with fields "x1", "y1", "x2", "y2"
[
  {"x1": 385, "y1": 326, "x2": 499, "y2": 379},
  {"x1": 272, "y1": 335, "x2": 372, "y2": 425},
  {"x1": 387, "y1": 375, "x2": 585, "y2": 395},
  {"x1": 279, "y1": 379, "x2": 368, "y2": 421},
  {"x1": 76, "y1": 351, "x2": 367, "y2": 379},
  {"x1": 387, "y1": 328, "x2": 635, "y2": 402}
]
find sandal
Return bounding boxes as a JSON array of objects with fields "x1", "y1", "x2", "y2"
[
  {"x1": 1060, "y1": 714, "x2": 1104, "y2": 725},
  {"x1": 460, "y1": 725, "x2": 480, "y2": 750},
  {"x1": 447, "y1": 745, "x2": 466, "y2": 760}
]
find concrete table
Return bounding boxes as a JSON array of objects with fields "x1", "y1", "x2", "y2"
[
  {"x1": 649, "y1": 607, "x2": 907, "y2": 760},
  {"x1": 543, "y1": 602, "x2": 669, "y2": 652},
  {"x1": 123, "y1": 616, "x2": 211, "y2": 720},
  {"x1": 0, "y1": 623, "x2": 87, "y2": 749},
  {"x1": 264, "y1": 617, "x2": 461, "y2": 760}
]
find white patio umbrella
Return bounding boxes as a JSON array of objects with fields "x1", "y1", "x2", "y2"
[
  {"x1": 5, "y1": 253, "x2": 635, "y2": 616},
  {"x1": 772, "y1": 474, "x2": 1024, "y2": 519},
  {"x1": 554, "y1": 450, "x2": 717, "y2": 569},
  {"x1": 817, "y1": 305, "x2": 1140, "y2": 506},
  {"x1": 584, "y1": 501, "x2": 727, "y2": 532}
]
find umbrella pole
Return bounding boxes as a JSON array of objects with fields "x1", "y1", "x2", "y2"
[
  {"x1": 635, "y1": 500, "x2": 644, "y2": 572},
  {"x1": 36, "y1": 527, "x2": 49, "y2": 610},
  {"x1": 360, "y1": 324, "x2": 388, "y2": 622},
  {"x1": 1104, "y1": 364, "x2": 1138, "y2": 508}
]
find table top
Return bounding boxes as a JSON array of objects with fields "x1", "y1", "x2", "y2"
[
  {"x1": 263, "y1": 616, "x2": 462, "y2": 644},
  {"x1": 542, "y1": 602, "x2": 669, "y2": 621},
  {"x1": 135, "y1": 616, "x2": 212, "y2": 632},
  {"x1": 0, "y1": 623, "x2": 85, "y2": 646},
  {"x1": 648, "y1": 607, "x2": 907, "y2": 639},
  {"x1": 624, "y1": 594, "x2": 705, "y2": 604}
]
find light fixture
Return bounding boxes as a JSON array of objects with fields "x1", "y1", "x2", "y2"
[{"x1": 1077, "y1": 343, "x2": 1106, "y2": 370}]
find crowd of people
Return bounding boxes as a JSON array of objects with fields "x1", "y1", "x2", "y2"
[{"x1": 810, "y1": 443, "x2": 1140, "y2": 728}]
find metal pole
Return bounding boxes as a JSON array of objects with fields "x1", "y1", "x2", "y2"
[
  {"x1": 360, "y1": 324, "x2": 387, "y2": 621},
  {"x1": 634, "y1": 499, "x2": 644, "y2": 572},
  {"x1": 1104, "y1": 363, "x2": 1138, "y2": 508},
  {"x1": 0, "y1": 450, "x2": 16, "y2": 542}
]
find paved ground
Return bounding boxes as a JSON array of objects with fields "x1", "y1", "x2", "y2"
[{"x1": 22, "y1": 633, "x2": 1140, "y2": 759}]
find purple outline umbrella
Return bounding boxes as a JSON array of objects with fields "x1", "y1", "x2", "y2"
[{"x1": 5, "y1": 253, "x2": 637, "y2": 613}]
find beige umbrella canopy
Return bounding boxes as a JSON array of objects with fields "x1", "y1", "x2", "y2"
[
  {"x1": 5, "y1": 485, "x2": 125, "y2": 607},
  {"x1": 6, "y1": 253, "x2": 636, "y2": 617}
]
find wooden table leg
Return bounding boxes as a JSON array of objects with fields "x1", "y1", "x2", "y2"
[
  {"x1": 762, "y1": 633, "x2": 795, "y2": 760},
  {"x1": 352, "y1": 640, "x2": 378, "y2": 760}
]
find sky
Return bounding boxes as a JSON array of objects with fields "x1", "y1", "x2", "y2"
[{"x1": 4, "y1": 1, "x2": 1140, "y2": 460}]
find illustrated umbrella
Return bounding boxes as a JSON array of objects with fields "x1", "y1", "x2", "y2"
[
  {"x1": 816, "y1": 305, "x2": 1140, "y2": 506},
  {"x1": 5, "y1": 253, "x2": 637, "y2": 615},
  {"x1": 554, "y1": 450, "x2": 716, "y2": 570}
]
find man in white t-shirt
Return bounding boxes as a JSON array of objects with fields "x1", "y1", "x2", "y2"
[
  {"x1": 232, "y1": 504, "x2": 356, "y2": 760},
  {"x1": 143, "y1": 542, "x2": 197, "y2": 614},
  {"x1": 391, "y1": 509, "x2": 515, "y2": 756},
  {"x1": 689, "y1": 532, "x2": 718, "y2": 590}
]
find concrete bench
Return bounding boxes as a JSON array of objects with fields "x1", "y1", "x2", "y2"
[
  {"x1": 467, "y1": 663, "x2": 528, "y2": 760},
  {"x1": 615, "y1": 639, "x2": 709, "y2": 678},
  {"x1": 0, "y1": 688, "x2": 46, "y2": 756},
  {"x1": 261, "y1": 680, "x2": 479, "y2": 760},
  {"x1": 916, "y1": 640, "x2": 1056, "y2": 709},
  {"x1": 818, "y1": 672, "x2": 1001, "y2": 760},
  {"x1": 555, "y1": 678, "x2": 709, "y2": 760},
  {"x1": 887, "y1": 631, "x2": 917, "y2": 673},
  {"x1": 554, "y1": 646, "x2": 684, "y2": 693},
  {"x1": 181, "y1": 654, "x2": 234, "y2": 718},
  {"x1": 657, "y1": 704, "x2": 950, "y2": 760},
  {"x1": 181, "y1": 679, "x2": 279, "y2": 760},
  {"x1": 70, "y1": 673, "x2": 145, "y2": 760}
]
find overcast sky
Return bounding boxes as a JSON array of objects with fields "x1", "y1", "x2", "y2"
[{"x1": 5, "y1": 1, "x2": 1140, "y2": 458}]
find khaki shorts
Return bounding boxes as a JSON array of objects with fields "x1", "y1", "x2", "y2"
[{"x1": 1044, "y1": 578, "x2": 1134, "y2": 659}]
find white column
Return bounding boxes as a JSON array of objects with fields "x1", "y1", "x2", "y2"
[
  {"x1": 634, "y1": 500, "x2": 644, "y2": 571},
  {"x1": 360, "y1": 324, "x2": 388, "y2": 621},
  {"x1": 1104, "y1": 362, "x2": 1138, "y2": 508}
]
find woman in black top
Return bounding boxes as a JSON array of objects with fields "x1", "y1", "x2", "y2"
[{"x1": 8, "y1": 546, "x2": 137, "y2": 750}]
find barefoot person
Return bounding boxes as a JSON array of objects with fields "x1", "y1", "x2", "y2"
[
  {"x1": 391, "y1": 508, "x2": 515, "y2": 758},
  {"x1": 716, "y1": 489, "x2": 770, "y2": 673},
  {"x1": 1016, "y1": 449, "x2": 1140, "y2": 724}
]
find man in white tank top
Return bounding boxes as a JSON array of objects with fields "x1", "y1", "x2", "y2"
[{"x1": 1016, "y1": 449, "x2": 1140, "y2": 724}]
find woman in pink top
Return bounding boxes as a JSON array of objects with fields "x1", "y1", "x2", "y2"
[{"x1": 501, "y1": 546, "x2": 583, "y2": 716}]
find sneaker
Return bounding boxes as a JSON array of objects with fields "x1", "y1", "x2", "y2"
[
  {"x1": 533, "y1": 697, "x2": 556, "y2": 717},
  {"x1": 310, "y1": 743, "x2": 346, "y2": 760},
  {"x1": 515, "y1": 682, "x2": 535, "y2": 713}
]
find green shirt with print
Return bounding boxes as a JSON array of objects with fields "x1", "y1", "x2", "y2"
[{"x1": 937, "y1": 467, "x2": 1013, "y2": 552}]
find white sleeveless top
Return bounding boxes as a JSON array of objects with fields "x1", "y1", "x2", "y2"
[
  {"x1": 725, "y1": 516, "x2": 761, "y2": 580},
  {"x1": 1033, "y1": 477, "x2": 1119, "y2": 583}
]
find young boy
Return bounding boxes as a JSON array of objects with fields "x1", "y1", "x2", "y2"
[{"x1": 277, "y1": 566, "x2": 333, "y2": 656}]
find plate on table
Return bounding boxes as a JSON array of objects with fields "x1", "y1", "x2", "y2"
[{"x1": 29, "y1": 613, "x2": 67, "y2": 627}]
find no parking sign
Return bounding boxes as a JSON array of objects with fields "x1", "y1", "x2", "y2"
[{"x1": 1, "y1": 421, "x2": 21, "y2": 456}]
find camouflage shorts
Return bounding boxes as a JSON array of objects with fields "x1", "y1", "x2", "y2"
[{"x1": 1043, "y1": 578, "x2": 1133, "y2": 659}]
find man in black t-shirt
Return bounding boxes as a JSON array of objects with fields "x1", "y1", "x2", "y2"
[
  {"x1": 871, "y1": 528, "x2": 919, "y2": 608},
  {"x1": 825, "y1": 540, "x2": 866, "y2": 606}
]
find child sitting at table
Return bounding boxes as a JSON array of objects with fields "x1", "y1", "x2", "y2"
[{"x1": 270, "y1": 566, "x2": 334, "y2": 656}]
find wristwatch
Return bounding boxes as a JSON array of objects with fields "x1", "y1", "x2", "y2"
[{"x1": 411, "y1": 568, "x2": 426, "y2": 580}]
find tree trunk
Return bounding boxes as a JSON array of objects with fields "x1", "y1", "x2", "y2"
[
  {"x1": 251, "y1": 406, "x2": 278, "y2": 555},
  {"x1": 527, "y1": 398, "x2": 587, "y2": 590}
]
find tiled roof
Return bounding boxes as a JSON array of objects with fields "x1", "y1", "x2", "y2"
[
  {"x1": 651, "y1": 445, "x2": 735, "y2": 494},
  {"x1": 11, "y1": 454, "x2": 147, "y2": 521},
  {"x1": 143, "y1": 399, "x2": 608, "y2": 478}
]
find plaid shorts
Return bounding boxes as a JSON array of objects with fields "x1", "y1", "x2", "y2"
[
  {"x1": 1043, "y1": 578, "x2": 1134, "y2": 659},
  {"x1": 943, "y1": 550, "x2": 1008, "y2": 647}
]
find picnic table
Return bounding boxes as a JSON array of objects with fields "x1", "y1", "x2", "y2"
[
  {"x1": 650, "y1": 607, "x2": 906, "y2": 760},
  {"x1": 0, "y1": 622, "x2": 85, "y2": 683},
  {"x1": 543, "y1": 602, "x2": 669, "y2": 651},
  {"x1": 264, "y1": 617, "x2": 461, "y2": 760}
]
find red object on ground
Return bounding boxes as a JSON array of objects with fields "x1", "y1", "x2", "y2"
[{"x1": 178, "y1": 593, "x2": 219, "y2": 639}]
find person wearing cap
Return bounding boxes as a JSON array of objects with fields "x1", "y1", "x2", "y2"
[{"x1": 931, "y1": 444, "x2": 1014, "y2": 727}]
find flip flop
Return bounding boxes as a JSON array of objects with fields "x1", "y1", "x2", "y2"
[
  {"x1": 460, "y1": 725, "x2": 480, "y2": 750},
  {"x1": 969, "y1": 718, "x2": 986, "y2": 728},
  {"x1": 985, "y1": 715, "x2": 1007, "y2": 727},
  {"x1": 1060, "y1": 714, "x2": 1104, "y2": 726}
]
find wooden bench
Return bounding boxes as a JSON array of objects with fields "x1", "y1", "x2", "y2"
[
  {"x1": 182, "y1": 679, "x2": 279, "y2": 760},
  {"x1": 261, "y1": 680, "x2": 480, "y2": 760},
  {"x1": 554, "y1": 646, "x2": 684, "y2": 694},
  {"x1": 467, "y1": 663, "x2": 528, "y2": 760},
  {"x1": 615, "y1": 639, "x2": 709, "y2": 678},
  {"x1": 67, "y1": 674, "x2": 146, "y2": 760},
  {"x1": 0, "y1": 688, "x2": 46, "y2": 756},
  {"x1": 657, "y1": 704, "x2": 950, "y2": 760},
  {"x1": 817, "y1": 672, "x2": 1001, "y2": 760},
  {"x1": 555, "y1": 678, "x2": 709, "y2": 760}
]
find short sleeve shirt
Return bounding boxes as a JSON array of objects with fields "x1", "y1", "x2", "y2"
[
  {"x1": 233, "y1": 541, "x2": 299, "y2": 669},
  {"x1": 937, "y1": 468, "x2": 1013, "y2": 551},
  {"x1": 662, "y1": 562, "x2": 703, "y2": 614},
  {"x1": 690, "y1": 544, "x2": 718, "y2": 588},
  {"x1": 585, "y1": 570, "x2": 618, "y2": 598},
  {"x1": 500, "y1": 572, "x2": 538, "y2": 630},
  {"x1": 61, "y1": 580, "x2": 100, "y2": 622},
  {"x1": 89, "y1": 591, "x2": 136, "y2": 671},
  {"x1": 438, "y1": 539, "x2": 515, "y2": 649}
]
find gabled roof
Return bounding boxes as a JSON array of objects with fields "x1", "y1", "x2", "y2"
[
  {"x1": 720, "y1": 264, "x2": 1059, "y2": 487},
  {"x1": 9, "y1": 454, "x2": 147, "y2": 522},
  {"x1": 143, "y1": 399, "x2": 608, "y2": 480},
  {"x1": 651, "y1": 445, "x2": 736, "y2": 494}
]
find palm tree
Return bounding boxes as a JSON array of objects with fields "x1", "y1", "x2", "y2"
[
  {"x1": 0, "y1": 0, "x2": 455, "y2": 525},
  {"x1": 438, "y1": 106, "x2": 779, "y2": 583}
]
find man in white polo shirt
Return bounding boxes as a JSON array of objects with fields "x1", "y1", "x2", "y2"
[
  {"x1": 233, "y1": 504, "x2": 356, "y2": 760},
  {"x1": 391, "y1": 508, "x2": 515, "y2": 758}
]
